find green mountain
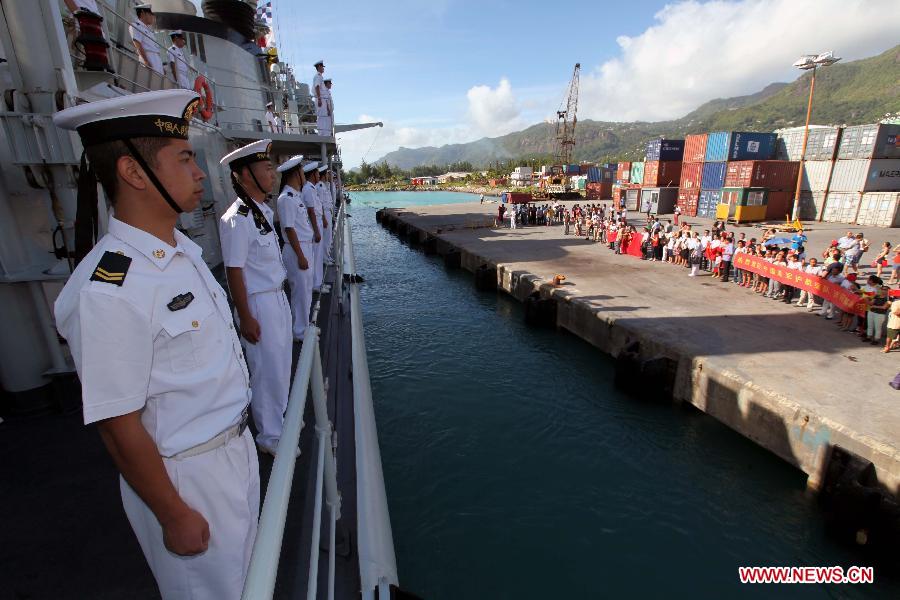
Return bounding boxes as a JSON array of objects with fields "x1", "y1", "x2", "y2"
[{"x1": 375, "y1": 44, "x2": 900, "y2": 170}]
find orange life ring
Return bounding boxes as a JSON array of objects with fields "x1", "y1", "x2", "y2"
[{"x1": 193, "y1": 75, "x2": 214, "y2": 122}]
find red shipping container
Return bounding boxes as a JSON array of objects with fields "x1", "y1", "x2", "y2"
[
  {"x1": 642, "y1": 160, "x2": 683, "y2": 187},
  {"x1": 679, "y1": 162, "x2": 704, "y2": 190},
  {"x1": 586, "y1": 181, "x2": 612, "y2": 200},
  {"x1": 683, "y1": 134, "x2": 708, "y2": 163},
  {"x1": 677, "y1": 188, "x2": 700, "y2": 216},
  {"x1": 616, "y1": 161, "x2": 632, "y2": 182},
  {"x1": 724, "y1": 160, "x2": 800, "y2": 190},
  {"x1": 765, "y1": 191, "x2": 794, "y2": 220}
]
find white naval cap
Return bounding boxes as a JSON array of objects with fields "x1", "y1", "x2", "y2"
[
  {"x1": 169, "y1": 29, "x2": 185, "y2": 38},
  {"x1": 53, "y1": 89, "x2": 201, "y2": 146},
  {"x1": 276, "y1": 154, "x2": 304, "y2": 173},
  {"x1": 135, "y1": 3, "x2": 153, "y2": 12},
  {"x1": 302, "y1": 161, "x2": 320, "y2": 173},
  {"x1": 317, "y1": 164, "x2": 328, "y2": 173},
  {"x1": 220, "y1": 139, "x2": 272, "y2": 170},
  {"x1": 324, "y1": 78, "x2": 332, "y2": 84},
  {"x1": 314, "y1": 59, "x2": 324, "y2": 67}
]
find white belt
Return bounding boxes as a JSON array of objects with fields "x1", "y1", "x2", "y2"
[{"x1": 168, "y1": 409, "x2": 249, "y2": 460}]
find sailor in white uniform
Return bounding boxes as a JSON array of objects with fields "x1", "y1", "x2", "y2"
[
  {"x1": 301, "y1": 162, "x2": 324, "y2": 290},
  {"x1": 322, "y1": 169, "x2": 336, "y2": 264},
  {"x1": 322, "y1": 78, "x2": 334, "y2": 132},
  {"x1": 312, "y1": 60, "x2": 332, "y2": 135},
  {"x1": 313, "y1": 164, "x2": 330, "y2": 289},
  {"x1": 129, "y1": 4, "x2": 163, "y2": 75},
  {"x1": 275, "y1": 156, "x2": 316, "y2": 342},
  {"x1": 52, "y1": 89, "x2": 259, "y2": 600},
  {"x1": 218, "y1": 139, "x2": 292, "y2": 457},
  {"x1": 166, "y1": 30, "x2": 190, "y2": 89}
]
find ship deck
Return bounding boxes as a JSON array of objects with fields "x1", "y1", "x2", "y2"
[{"x1": 0, "y1": 263, "x2": 361, "y2": 599}]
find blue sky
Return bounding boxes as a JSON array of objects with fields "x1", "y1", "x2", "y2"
[{"x1": 267, "y1": 0, "x2": 900, "y2": 167}]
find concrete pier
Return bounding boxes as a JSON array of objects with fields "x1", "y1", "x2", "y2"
[{"x1": 377, "y1": 202, "x2": 900, "y2": 500}]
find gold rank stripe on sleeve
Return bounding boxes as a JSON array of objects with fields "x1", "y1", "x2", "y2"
[{"x1": 90, "y1": 251, "x2": 132, "y2": 287}]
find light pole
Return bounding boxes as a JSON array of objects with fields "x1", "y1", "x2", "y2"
[{"x1": 790, "y1": 51, "x2": 841, "y2": 222}]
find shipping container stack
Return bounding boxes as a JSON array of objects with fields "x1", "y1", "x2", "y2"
[
  {"x1": 585, "y1": 163, "x2": 616, "y2": 200},
  {"x1": 641, "y1": 139, "x2": 683, "y2": 215},
  {"x1": 822, "y1": 123, "x2": 900, "y2": 227},
  {"x1": 776, "y1": 125, "x2": 842, "y2": 220},
  {"x1": 677, "y1": 134, "x2": 707, "y2": 217},
  {"x1": 611, "y1": 161, "x2": 639, "y2": 209}
]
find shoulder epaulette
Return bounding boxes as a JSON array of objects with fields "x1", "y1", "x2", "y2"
[
  {"x1": 287, "y1": 191, "x2": 294, "y2": 196},
  {"x1": 90, "y1": 251, "x2": 132, "y2": 287},
  {"x1": 237, "y1": 203, "x2": 250, "y2": 216}
]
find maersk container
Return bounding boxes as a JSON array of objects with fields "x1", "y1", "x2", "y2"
[
  {"x1": 629, "y1": 162, "x2": 645, "y2": 185},
  {"x1": 645, "y1": 139, "x2": 685, "y2": 161},
  {"x1": 776, "y1": 126, "x2": 841, "y2": 161},
  {"x1": 679, "y1": 162, "x2": 703, "y2": 190},
  {"x1": 822, "y1": 192, "x2": 862, "y2": 224},
  {"x1": 704, "y1": 131, "x2": 776, "y2": 162},
  {"x1": 828, "y1": 159, "x2": 900, "y2": 192},
  {"x1": 698, "y1": 189, "x2": 721, "y2": 219},
  {"x1": 640, "y1": 187, "x2": 678, "y2": 215},
  {"x1": 855, "y1": 192, "x2": 900, "y2": 227},
  {"x1": 700, "y1": 161, "x2": 726, "y2": 190},
  {"x1": 683, "y1": 134, "x2": 708, "y2": 163},
  {"x1": 836, "y1": 123, "x2": 900, "y2": 160},
  {"x1": 800, "y1": 160, "x2": 834, "y2": 192}
]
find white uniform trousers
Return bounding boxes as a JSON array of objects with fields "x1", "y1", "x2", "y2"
[
  {"x1": 316, "y1": 114, "x2": 333, "y2": 136},
  {"x1": 240, "y1": 289, "x2": 292, "y2": 450},
  {"x1": 121, "y1": 429, "x2": 260, "y2": 600},
  {"x1": 144, "y1": 51, "x2": 163, "y2": 75},
  {"x1": 312, "y1": 231, "x2": 325, "y2": 290},
  {"x1": 283, "y1": 241, "x2": 315, "y2": 341}
]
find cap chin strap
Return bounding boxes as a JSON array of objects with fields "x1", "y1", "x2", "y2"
[
  {"x1": 122, "y1": 139, "x2": 184, "y2": 215},
  {"x1": 74, "y1": 151, "x2": 99, "y2": 266},
  {"x1": 234, "y1": 170, "x2": 273, "y2": 235},
  {"x1": 246, "y1": 167, "x2": 269, "y2": 202}
]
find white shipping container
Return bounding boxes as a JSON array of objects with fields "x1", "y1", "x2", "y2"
[
  {"x1": 822, "y1": 192, "x2": 861, "y2": 224},
  {"x1": 855, "y1": 192, "x2": 900, "y2": 228},
  {"x1": 798, "y1": 191, "x2": 825, "y2": 221},
  {"x1": 800, "y1": 160, "x2": 834, "y2": 192},
  {"x1": 828, "y1": 159, "x2": 900, "y2": 192}
]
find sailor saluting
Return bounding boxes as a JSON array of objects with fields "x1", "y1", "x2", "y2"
[
  {"x1": 218, "y1": 140, "x2": 292, "y2": 457},
  {"x1": 52, "y1": 90, "x2": 259, "y2": 599}
]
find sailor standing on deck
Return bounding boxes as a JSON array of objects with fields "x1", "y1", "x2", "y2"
[
  {"x1": 322, "y1": 169, "x2": 336, "y2": 264},
  {"x1": 314, "y1": 164, "x2": 330, "y2": 288},
  {"x1": 52, "y1": 90, "x2": 259, "y2": 600},
  {"x1": 218, "y1": 139, "x2": 292, "y2": 457},
  {"x1": 167, "y1": 30, "x2": 190, "y2": 89},
  {"x1": 312, "y1": 60, "x2": 332, "y2": 135},
  {"x1": 129, "y1": 4, "x2": 163, "y2": 75},
  {"x1": 301, "y1": 162, "x2": 324, "y2": 289},
  {"x1": 275, "y1": 156, "x2": 316, "y2": 342}
]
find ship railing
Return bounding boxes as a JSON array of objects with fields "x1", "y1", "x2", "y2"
[{"x1": 241, "y1": 199, "x2": 398, "y2": 599}]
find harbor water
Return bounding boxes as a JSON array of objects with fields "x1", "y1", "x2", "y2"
[{"x1": 351, "y1": 191, "x2": 897, "y2": 599}]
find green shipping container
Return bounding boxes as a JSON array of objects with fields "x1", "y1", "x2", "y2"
[
  {"x1": 629, "y1": 162, "x2": 644, "y2": 185},
  {"x1": 577, "y1": 178, "x2": 587, "y2": 190}
]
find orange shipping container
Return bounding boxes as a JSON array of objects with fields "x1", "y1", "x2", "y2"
[
  {"x1": 677, "y1": 188, "x2": 700, "y2": 217},
  {"x1": 679, "y1": 162, "x2": 704, "y2": 190},
  {"x1": 765, "y1": 191, "x2": 794, "y2": 220},
  {"x1": 724, "y1": 160, "x2": 800, "y2": 190},
  {"x1": 586, "y1": 181, "x2": 612, "y2": 200},
  {"x1": 616, "y1": 162, "x2": 632, "y2": 182},
  {"x1": 683, "y1": 134, "x2": 708, "y2": 163}
]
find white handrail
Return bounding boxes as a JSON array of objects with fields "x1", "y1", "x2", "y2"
[{"x1": 344, "y1": 210, "x2": 399, "y2": 597}]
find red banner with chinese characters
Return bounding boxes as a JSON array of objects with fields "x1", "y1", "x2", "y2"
[{"x1": 733, "y1": 253, "x2": 867, "y2": 316}]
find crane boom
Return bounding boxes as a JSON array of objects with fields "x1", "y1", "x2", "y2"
[{"x1": 554, "y1": 63, "x2": 581, "y2": 166}]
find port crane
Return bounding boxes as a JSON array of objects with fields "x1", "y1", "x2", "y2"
[{"x1": 555, "y1": 63, "x2": 581, "y2": 166}]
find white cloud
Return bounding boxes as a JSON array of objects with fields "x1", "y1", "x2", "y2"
[
  {"x1": 579, "y1": 0, "x2": 900, "y2": 122},
  {"x1": 466, "y1": 78, "x2": 524, "y2": 137}
]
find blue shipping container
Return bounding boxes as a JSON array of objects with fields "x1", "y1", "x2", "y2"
[
  {"x1": 705, "y1": 131, "x2": 776, "y2": 162},
  {"x1": 698, "y1": 189, "x2": 722, "y2": 218},
  {"x1": 586, "y1": 167, "x2": 602, "y2": 183},
  {"x1": 701, "y1": 161, "x2": 727, "y2": 190},
  {"x1": 646, "y1": 139, "x2": 685, "y2": 161}
]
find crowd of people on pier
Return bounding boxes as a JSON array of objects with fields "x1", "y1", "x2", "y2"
[{"x1": 497, "y1": 200, "x2": 900, "y2": 353}]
